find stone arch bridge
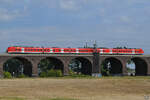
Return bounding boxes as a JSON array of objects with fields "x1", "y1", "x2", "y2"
[{"x1": 0, "y1": 53, "x2": 150, "y2": 77}]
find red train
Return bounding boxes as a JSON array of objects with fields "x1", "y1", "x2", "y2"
[{"x1": 6, "y1": 46, "x2": 144, "y2": 55}]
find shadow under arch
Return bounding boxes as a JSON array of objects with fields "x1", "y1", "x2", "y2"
[
  {"x1": 3, "y1": 57, "x2": 32, "y2": 77},
  {"x1": 101, "y1": 57, "x2": 123, "y2": 76},
  {"x1": 38, "y1": 57, "x2": 64, "y2": 75},
  {"x1": 69, "y1": 57, "x2": 92, "y2": 75},
  {"x1": 130, "y1": 57, "x2": 148, "y2": 76}
]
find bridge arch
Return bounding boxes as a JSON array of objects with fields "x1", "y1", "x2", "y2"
[
  {"x1": 38, "y1": 57, "x2": 64, "y2": 75},
  {"x1": 126, "y1": 57, "x2": 148, "y2": 76},
  {"x1": 3, "y1": 57, "x2": 32, "y2": 77},
  {"x1": 68, "y1": 57, "x2": 92, "y2": 75},
  {"x1": 101, "y1": 57, "x2": 123, "y2": 76}
]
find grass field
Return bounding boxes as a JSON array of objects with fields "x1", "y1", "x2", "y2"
[{"x1": 0, "y1": 77, "x2": 150, "y2": 100}]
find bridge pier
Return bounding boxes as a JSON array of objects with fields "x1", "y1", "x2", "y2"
[
  {"x1": 92, "y1": 52, "x2": 101, "y2": 77},
  {"x1": 147, "y1": 58, "x2": 150, "y2": 76},
  {"x1": 120, "y1": 58, "x2": 129, "y2": 76},
  {"x1": 0, "y1": 62, "x2": 3, "y2": 77},
  {"x1": 62, "y1": 58, "x2": 70, "y2": 76},
  {"x1": 31, "y1": 61, "x2": 39, "y2": 77},
  {"x1": 122, "y1": 60, "x2": 128, "y2": 76},
  {"x1": 27, "y1": 57, "x2": 42, "y2": 77}
]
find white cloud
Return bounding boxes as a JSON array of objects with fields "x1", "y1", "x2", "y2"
[
  {"x1": 120, "y1": 16, "x2": 131, "y2": 23},
  {"x1": 59, "y1": 0, "x2": 80, "y2": 11},
  {"x1": 0, "y1": 0, "x2": 14, "y2": 4},
  {"x1": 0, "y1": 8, "x2": 23, "y2": 21}
]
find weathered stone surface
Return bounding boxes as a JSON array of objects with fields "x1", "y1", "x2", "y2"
[{"x1": 0, "y1": 53, "x2": 149, "y2": 77}]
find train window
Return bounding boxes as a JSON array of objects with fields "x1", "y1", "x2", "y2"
[{"x1": 113, "y1": 50, "x2": 116, "y2": 52}]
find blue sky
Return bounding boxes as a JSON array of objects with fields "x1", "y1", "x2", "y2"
[{"x1": 0, "y1": 0, "x2": 150, "y2": 54}]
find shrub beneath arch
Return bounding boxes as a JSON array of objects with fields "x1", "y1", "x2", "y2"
[
  {"x1": 17, "y1": 74, "x2": 26, "y2": 78},
  {"x1": 3, "y1": 72, "x2": 12, "y2": 78},
  {"x1": 40, "y1": 72, "x2": 47, "y2": 77},
  {"x1": 55, "y1": 70, "x2": 63, "y2": 77},
  {"x1": 40, "y1": 69, "x2": 63, "y2": 77}
]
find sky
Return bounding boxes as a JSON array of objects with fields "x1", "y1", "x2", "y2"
[{"x1": 0, "y1": 0, "x2": 150, "y2": 54}]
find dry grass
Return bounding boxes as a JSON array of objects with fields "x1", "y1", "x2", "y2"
[{"x1": 0, "y1": 77, "x2": 150, "y2": 100}]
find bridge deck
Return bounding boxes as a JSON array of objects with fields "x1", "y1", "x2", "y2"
[{"x1": 0, "y1": 53, "x2": 149, "y2": 57}]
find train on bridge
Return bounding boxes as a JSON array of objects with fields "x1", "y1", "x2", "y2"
[{"x1": 6, "y1": 46, "x2": 144, "y2": 55}]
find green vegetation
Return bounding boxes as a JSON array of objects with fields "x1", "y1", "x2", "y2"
[
  {"x1": 49, "y1": 98, "x2": 78, "y2": 100},
  {"x1": 3, "y1": 59, "x2": 23, "y2": 77},
  {"x1": 40, "y1": 71, "x2": 47, "y2": 77},
  {"x1": 0, "y1": 97, "x2": 24, "y2": 100},
  {"x1": 39, "y1": 69, "x2": 63, "y2": 77},
  {"x1": 17, "y1": 74, "x2": 26, "y2": 78},
  {"x1": 3, "y1": 72, "x2": 12, "y2": 78}
]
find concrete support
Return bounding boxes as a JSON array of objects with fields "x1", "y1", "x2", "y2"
[
  {"x1": 120, "y1": 58, "x2": 128, "y2": 76},
  {"x1": 31, "y1": 61, "x2": 39, "y2": 77},
  {"x1": 147, "y1": 58, "x2": 150, "y2": 76},
  {"x1": 122, "y1": 60, "x2": 128, "y2": 76},
  {"x1": 62, "y1": 59, "x2": 70, "y2": 76},
  {"x1": 29, "y1": 58, "x2": 41, "y2": 77},
  {"x1": 92, "y1": 53, "x2": 101, "y2": 77},
  {"x1": 0, "y1": 62, "x2": 3, "y2": 77}
]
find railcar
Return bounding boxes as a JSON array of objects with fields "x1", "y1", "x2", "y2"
[{"x1": 7, "y1": 46, "x2": 144, "y2": 55}]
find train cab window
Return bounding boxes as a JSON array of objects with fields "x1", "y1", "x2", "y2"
[{"x1": 65, "y1": 50, "x2": 69, "y2": 52}]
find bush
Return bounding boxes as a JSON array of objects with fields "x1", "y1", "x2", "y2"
[
  {"x1": 3, "y1": 72, "x2": 12, "y2": 78},
  {"x1": 47, "y1": 69, "x2": 56, "y2": 77},
  {"x1": 71, "y1": 74, "x2": 91, "y2": 77},
  {"x1": 69, "y1": 70, "x2": 75, "y2": 76},
  {"x1": 40, "y1": 72, "x2": 47, "y2": 77},
  {"x1": 17, "y1": 74, "x2": 26, "y2": 78},
  {"x1": 55, "y1": 70, "x2": 63, "y2": 77},
  {"x1": 40, "y1": 69, "x2": 63, "y2": 77}
]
